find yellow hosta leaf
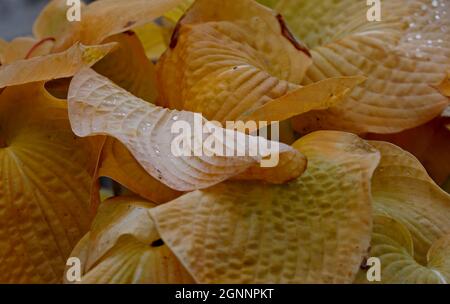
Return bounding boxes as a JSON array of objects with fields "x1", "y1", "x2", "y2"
[
  {"x1": 93, "y1": 32, "x2": 158, "y2": 102},
  {"x1": 239, "y1": 76, "x2": 366, "y2": 123},
  {"x1": 0, "y1": 83, "x2": 96, "y2": 283},
  {"x1": 68, "y1": 68, "x2": 306, "y2": 191},
  {"x1": 369, "y1": 141, "x2": 450, "y2": 264},
  {"x1": 134, "y1": 21, "x2": 172, "y2": 61},
  {"x1": 0, "y1": 43, "x2": 116, "y2": 89},
  {"x1": 150, "y1": 131, "x2": 380, "y2": 283},
  {"x1": 65, "y1": 196, "x2": 194, "y2": 284},
  {"x1": 367, "y1": 118, "x2": 450, "y2": 185},
  {"x1": 156, "y1": 0, "x2": 313, "y2": 122},
  {"x1": 97, "y1": 137, "x2": 182, "y2": 204},
  {"x1": 355, "y1": 215, "x2": 450, "y2": 284},
  {"x1": 133, "y1": 0, "x2": 194, "y2": 61},
  {"x1": 164, "y1": 0, "x2": 194, "y2": 23},
  {"x1": 271, "y1": 0, "x2": 450, "y2": 133},
  {"x1": 33, "y1": 0, "x2": 84, "y2": 40},
  {"x1": 55, "y1": 0, "x2": 185, "y2": 51}
]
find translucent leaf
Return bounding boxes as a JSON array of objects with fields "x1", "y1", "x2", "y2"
[
  {"x1": 272, "y1": 0, "x2": 450, "y2": 133},
  {"x1": 65, "y1": 196, "x2": 194, "y2": 284},
  {"x1": 0, "y1": 43, "x2": 116, "y2": 89},
  {"x1": 150, "y1": 131, "x2": 380, "y2": 283},
  {"x1": 68, "y1": 68, "x2": 306, "y2": 191},
  {"x1": 0, "y1": 83, "x2": 97, "y2": 283}
]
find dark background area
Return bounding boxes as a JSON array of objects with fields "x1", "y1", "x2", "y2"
[{"x1": 0, "y1": 0, "x2": 94, "y2": 40}]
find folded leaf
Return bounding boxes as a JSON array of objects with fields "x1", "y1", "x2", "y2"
[
  {"x1": 355, "y1": 215, "x2": 450, "y2": 284},
  {"x1": 239, "y1": 76, "x2": 366, "y2": 122},
  {"x1": 0, "y1": 83, "x2": 97, "y2": 283},
  {"x1": 269, "y1": 0, "x2": 450, "y2": 133},
  {"x1": 0, "y1": 43, "x2": 116, "y2": 89},
  {"x1": 150, "y1": 131, "x2": 380, "y2": 283},
  {"x1": 369, "y1": 141, "x2": 450, "y2": 264},
  {"x1": 65, "y1": 196, "x2": 194, "y2": 284},
  {"x1": 68, "y1": 68, "x2": 306, "y2": 191},
  {"x1": 156, "y1": 0, "x2": 313, "y2": 122},
  {"x1": 96, "y1": 137, "x2": 182, "y2": 204}
]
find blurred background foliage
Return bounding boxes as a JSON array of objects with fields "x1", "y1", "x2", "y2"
[{"x1": 0, "y1": 0, "x2": 94, "y2": 40}]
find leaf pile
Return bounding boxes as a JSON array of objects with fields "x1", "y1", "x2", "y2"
[{"x1": 0, "y1": 0, "x2": 449, "y2": 284}]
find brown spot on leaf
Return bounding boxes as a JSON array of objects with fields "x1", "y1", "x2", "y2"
[{"x1": 276, "y1": 14, "x2": 311, "y2": 57}]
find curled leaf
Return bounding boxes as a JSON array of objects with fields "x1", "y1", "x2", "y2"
[
  {"x1": 0, "y1": 43, "x2": 116, "y2": 89},
  {"x1": 0, "y1": 83, "x2": 97, "y2": 283},
  {"x1": 369, "y1": 141, "x2": 450, "y2": 264},
  {"x1": 150, "y1": 131, "x2": 380, "y2": 283},
  {"x1": 156, "y1": 0, "x2": 313, "y2": 121},
  {"x1": 65, "y1": 196, "x2": 194, "y2": 284},
  {"x1": 68, "y1": 68, "x2": 306, "y2": 191},
  {"x1": 96, "y1": 137, "x2": 182, "y2": 204},
  {"x1": 239, "y1": 76, "x2": 366, "y2": 122}
]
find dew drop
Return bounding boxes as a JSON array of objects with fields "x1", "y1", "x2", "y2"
[
  {"x1": 415, "y1": 48, "x2": 424, "y2": 58},
  {"x1": 172, "y1": 115, "x2": 179, "y2": 121},
  {"x1": 421, "y1": 4, "x2": 428, "y2": 10},
  {"x1": 432, "y1": 0, "x2": 439, "y2": 8},
  {"x1": 415, "y1": 33, "x2": 422, "y2": 39}
]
